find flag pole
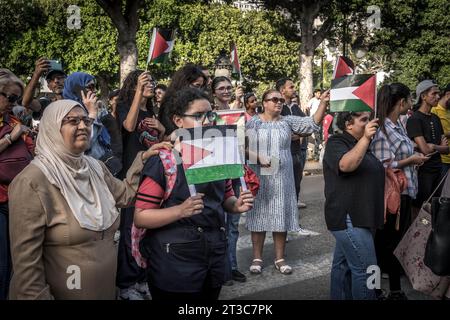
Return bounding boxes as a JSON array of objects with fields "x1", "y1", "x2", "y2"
[{"x1": 188, "y1": 184, "x2": 197, "y2": 197}]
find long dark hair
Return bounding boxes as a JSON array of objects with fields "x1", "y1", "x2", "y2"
[
  {"x1": 377, "y1": 83, "x2": 410, "y2": 134},
  {"x1": 117, "y1": 69, "x2": 154, "y2": 113}
]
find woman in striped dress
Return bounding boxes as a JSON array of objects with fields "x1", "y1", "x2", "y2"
[{"x1": 245, "y1": 88, "x2": 329, "y2": 274}]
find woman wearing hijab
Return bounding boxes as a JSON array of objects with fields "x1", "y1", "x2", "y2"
[
  {"x1": 8, "y1": 99, "x2": 169, "y2": 299},
  {"x1": 63, "y1": 72, "x2": 122, "y2": 175}
]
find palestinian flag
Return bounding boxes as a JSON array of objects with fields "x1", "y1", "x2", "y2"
[
  {"x1": 147, "y1": 28, "x2": 176, "y2": 65},
  {"x1": 230, "y1": 42, "x2": 243, "y2": 81},
  {"x1": 332, "y1": 56, "x2": 355, "y2": 79},
  {"x1": 179, "y1": 125, "x2": 244, "y2": 185},
  {"x1": 330, "y1": 74, "x2": 376, "y2": 112},
  {"x1": 215, "y1": 109, "x2": 246, "y2": 126}
]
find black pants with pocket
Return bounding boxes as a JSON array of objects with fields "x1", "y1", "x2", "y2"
[{"x1": 141, "y1": 225, "x2": 228, "y2": 300}]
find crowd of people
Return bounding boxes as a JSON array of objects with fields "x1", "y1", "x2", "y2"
[{"x1": 0, "y1": 56, "x2": 449, "y2": 301}]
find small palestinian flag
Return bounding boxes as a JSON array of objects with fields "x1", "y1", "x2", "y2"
[
  {"x1": 147, "y1": 28, "x2": 176, "y2": 65},
  {"x1": 179, "y1": 125, "x2": 244, "y2": 185},
  {"x1": 330, "y1": 74, "x2": 376, "y2": 112},
  {"x1": 332, "y1": 56, "x2": 355, "y2": 79},
  {"x1": 215, "y1": 109, "x2": 246, "y2": 126},
  {"x1": 230, "y1": 42, "x2": 243, "y2": 81}
]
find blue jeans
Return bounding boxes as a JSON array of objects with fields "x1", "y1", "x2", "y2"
[
  {"x1": 0, "y1": 203, "x2": 11, "y2": 300},
  {"x1": 330, "y1": 215, "x2": 377, "y2": 300},
  {"x1": 226, "y1": 213, "x2": 240, "y2": 271}
]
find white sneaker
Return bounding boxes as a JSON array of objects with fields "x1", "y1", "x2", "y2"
[
  {"x1": 297, "y1": 202, "x2": 307, "y2": 208},
  {"x1": 135, "y1": 282, "x2": 151, "y2": 300},
  {"x1": 119, "y1": 286, "x2": 145, "y2": 300},
  {"x1": 296, "y1": 227, "x2": 319, "y2": 236}
]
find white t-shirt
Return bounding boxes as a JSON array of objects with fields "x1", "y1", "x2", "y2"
[{"x1": 308, "y1": 97, "x2": 321, "y2": 116}]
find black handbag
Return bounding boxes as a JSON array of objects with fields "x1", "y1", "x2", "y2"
[{"x1": 424, "y1": 179, "x2": 450, "y2": 276}]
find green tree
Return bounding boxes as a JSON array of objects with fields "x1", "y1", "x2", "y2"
[{"x1": 368, "y1": 0, "x2": 450, "y2": 89}]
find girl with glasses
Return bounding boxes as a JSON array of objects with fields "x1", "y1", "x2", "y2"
[{"x1": 134, "y1": 87, "x2": 254, "y2": 300}]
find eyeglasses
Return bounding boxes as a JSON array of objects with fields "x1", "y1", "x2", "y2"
[
  {"x1": 0, "y1": 92, "x2": 21, "y2": 104},
  {"x1": 182, "y1": 111, "x2": 217, "y2": 123},
  {"x1": 264, "y1": 97, "x2": 285, "y2": 104},
  {"x1": 215, "y1": 86, "x2": 233, "y2": 92},
  {"x1": 62, "y1": 116, "x2": 95, "y2": 126}
]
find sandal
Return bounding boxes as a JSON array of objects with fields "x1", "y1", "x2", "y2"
[
  {"x1": 274, "y1": 259, "x2": 292, "y2": 275},
  {"x1": 249, "y1": 259, "x2": 263, "y2": 274}
]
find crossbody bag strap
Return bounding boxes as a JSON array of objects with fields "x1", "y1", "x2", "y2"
[{"x1": 423, "y1": 171, "x2": 449, "y2": 207}]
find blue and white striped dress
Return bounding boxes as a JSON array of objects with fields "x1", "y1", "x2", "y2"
[{"x1": 245, "y1": 115, "x2": 320, "y2": 232}]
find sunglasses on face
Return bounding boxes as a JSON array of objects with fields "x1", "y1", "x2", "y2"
[
  {"x1": 182, "y1": 111, "x2": 217, "y2": 123},
  {"x1": 62, "y1": 116, "x2": 95, "y2": 127},
  {"x1": 0, "y1": 92, "x2": 21, "y2": 104},
  {"x1": 264, "y1": 97, "x2": 285, "y2": 104}
]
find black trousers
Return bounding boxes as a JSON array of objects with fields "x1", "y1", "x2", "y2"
[
  {"x1": 413, "y1": 168, "x2": 443, "y2": 208},
  {"x1": 116, "y1": 207, "x2": 146, "y2": 289},
  {"x1": 375, "y1": 195, "x2": 412, "y2": 291},
  {"x1": 292, "y1": 150, "x2": 306, "y2": 202}
]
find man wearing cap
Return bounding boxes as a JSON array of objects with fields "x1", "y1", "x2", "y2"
[
  {"x1": 406, "y1": 80, "x2": 449, "y2": 209},
  {"x1": 431, "y1": 84, "x2": 450, "y2": 176},
  {"x1": 22, "y1": 57, "x2": 66, "y2": 112}
]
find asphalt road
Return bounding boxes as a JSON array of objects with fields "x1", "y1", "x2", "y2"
[{"x1": 219, "y1": 174, "x2": 433, "y2": 300}]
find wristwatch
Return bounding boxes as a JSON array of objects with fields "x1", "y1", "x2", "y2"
[{"x1": 4, "y1": 133, "x2": 12, "y2": 145}]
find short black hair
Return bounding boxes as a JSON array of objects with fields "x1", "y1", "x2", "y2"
[
  {"x1": 159, "y1": 87, "x2": 210, "y2": 135},
  {"x1": 275, "y1": 77, "x2": 292, "y2": 92},
  {"x1": 314, "y1": 89, "x2": 322, "y2": 94}
]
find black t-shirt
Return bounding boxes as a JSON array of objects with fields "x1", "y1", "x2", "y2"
[
  {"x1": 323, "y1": 132, "x2": 385, "y2": 231},
  {"x1": 140, "y1": 156, "x2": 230, "y2": 229},
  {"x1": 117, "y1": 102, "x2": 154, "y2": 178},
  {"x1": 281, "y1": 103, "x2": 308, "y2": 153},
  {"x1": 406, "y1": 111, "x2": 443, "y2": 172}
]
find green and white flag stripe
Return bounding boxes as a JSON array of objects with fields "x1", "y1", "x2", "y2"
[
  {"x1": 330, "y1": 74, "x2": 374, "y2": 112},
  {"x1": 180, "y1": 125, "x2": 244, "y2": 185}
]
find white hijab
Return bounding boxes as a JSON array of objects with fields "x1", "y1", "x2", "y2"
[{"x1": 32, "y1": 100, "x2": 118, "y2": 231}]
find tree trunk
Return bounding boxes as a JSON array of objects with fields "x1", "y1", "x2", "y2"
[
  {"x1": 299, "y1": 53, "x2": 314, "y2": 112},
  {"x1": 118, "y1": 40, "x2": 138, "y2": 87},
  {"x1": 96, "y1": 73, "x2": 111, "y2": 103}
]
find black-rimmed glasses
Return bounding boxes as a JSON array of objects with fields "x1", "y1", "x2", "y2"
[
  {"x1": 62, "y1": 116, "x2": 95, "y2": 126},
  {"x1": 182, "y1": 111, "x2": 217, "y2": 123}
]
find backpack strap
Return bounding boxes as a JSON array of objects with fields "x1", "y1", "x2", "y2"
[{"x1": 131, "y1": 149, "x2": 178, "y2": 269}]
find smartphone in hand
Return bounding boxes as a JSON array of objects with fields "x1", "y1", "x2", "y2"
[{"x1": 48, "y1": 59, "x2": 63, "y2": 71}]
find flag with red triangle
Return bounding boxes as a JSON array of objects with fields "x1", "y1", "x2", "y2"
[
  {"x1": 332, "y1": 56, "x2": 355, "y2": 79},
  {"x1": 146, "y1": 28, "x2": 176, "y2": 65},
  {"x1": 179, "y1": 125, "x2": 244, "y2": 185},
  {"x1": 230, "y1": 42, "x2": 243, "y2": 82},
  {"x1": 330, "y1": 74, "x2": 377, "y2": 112}
]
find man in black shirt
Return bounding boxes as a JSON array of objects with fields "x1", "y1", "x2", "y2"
[{"x1": 407, "y1": 80, "x2": 450, "y2": 208}]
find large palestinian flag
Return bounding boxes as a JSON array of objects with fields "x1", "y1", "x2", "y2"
[
  {"x1": 179, "y1": 125, "x2": 244, "y2": 185},
  {"x1": 330, "y1": 74, "x2": 376, "y2": 112},
  {"x1": 147, "y1": 28, "x2": 176, "y2": 65}
]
